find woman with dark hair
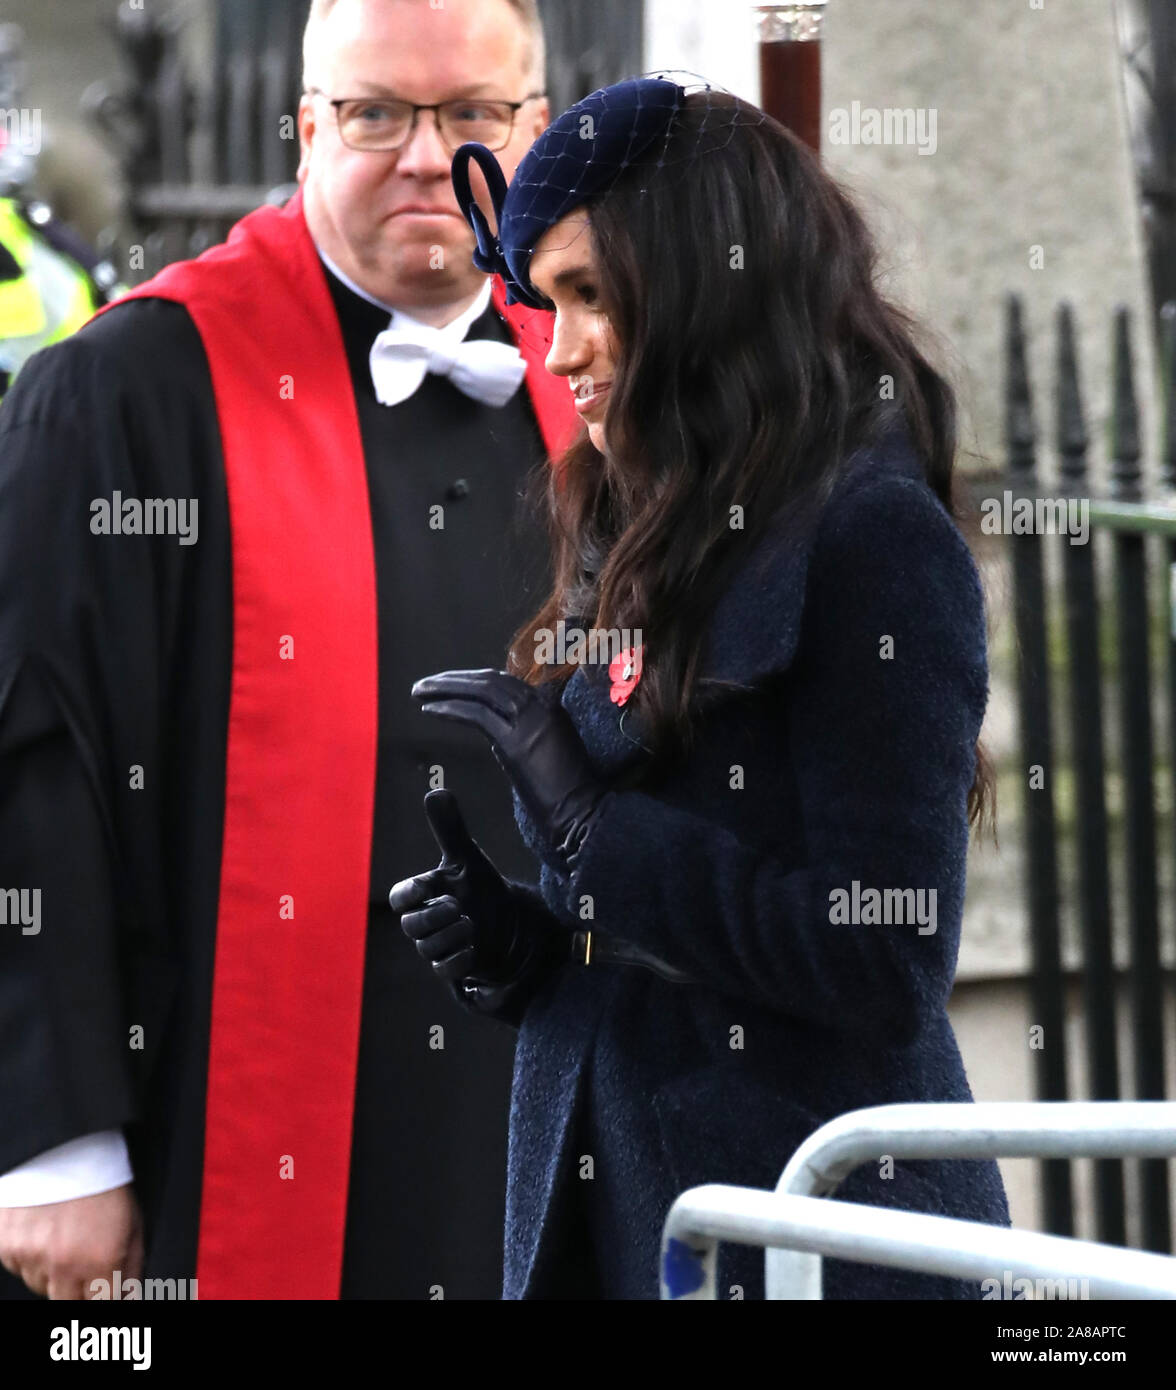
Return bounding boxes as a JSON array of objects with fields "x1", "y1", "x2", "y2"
[{"x1": 389, "y1": 77, "x2": 1011, "y2": 1300}]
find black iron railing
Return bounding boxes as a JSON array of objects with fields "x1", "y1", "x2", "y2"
[{"x1": 1000, "y1": 293, "x2": 1174, "y2": 1252}]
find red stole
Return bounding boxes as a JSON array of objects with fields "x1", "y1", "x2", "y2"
[{"x1": 96, "y1": 189, "x2": 575, "y2": 1298}]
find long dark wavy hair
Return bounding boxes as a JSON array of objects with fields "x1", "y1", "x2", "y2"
[{"x1": 507, "y1": 91, "x2": 996, "y2": 840}]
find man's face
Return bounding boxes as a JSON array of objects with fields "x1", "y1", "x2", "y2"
[{"x1": 298, "y1": 0, "x2": 548, "y2": 311}]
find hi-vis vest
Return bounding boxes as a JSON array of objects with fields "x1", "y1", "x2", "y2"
[{"x1": 0, "y1": 197, "x2": 103, "y2": 398}]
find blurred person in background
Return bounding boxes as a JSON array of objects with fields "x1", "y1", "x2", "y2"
[
  {"x1": 0, "y1": 36, "x2": 120, "y2": 401},
  {"x1": 0, "y1": 0, "x2": 573, "y2": 1301},
  {"x1": 0, "y1": 185, "x2": 110, "y2": 400}
]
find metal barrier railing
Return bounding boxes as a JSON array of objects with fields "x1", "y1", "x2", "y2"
[
  {"x1": 662, "y1": 1190, "x2": 1176, "y2": 1300},
  {"x1": 660, "y1": 1101, "x2": 1176, "y2": 1299}
]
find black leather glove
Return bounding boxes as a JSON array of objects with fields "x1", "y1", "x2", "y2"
[
  {"x1": 389, "y1": 788, "x2": 524, "y2": 981},
  {"x1": 411, "y1": 668, "x2": 610, "y2": 871}
]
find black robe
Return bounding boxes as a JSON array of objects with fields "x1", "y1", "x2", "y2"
[{"x1": 0, "y1": 265, "x2": 551, "y2": 1299}]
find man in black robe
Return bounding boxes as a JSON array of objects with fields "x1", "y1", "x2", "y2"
[{"x1": 0, "y1": 0, "x2": 572, "y2": 1299}]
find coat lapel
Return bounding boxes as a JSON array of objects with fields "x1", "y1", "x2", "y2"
[
  {"x1": 554, "y1": 415, "x2": 924, "y2": 776},
  {"x1": 556, "y1": 521, "x2": 816, "y2": 780},
  {"x1": 559, "y1": 662, "x2": 653, "y2": 779}
]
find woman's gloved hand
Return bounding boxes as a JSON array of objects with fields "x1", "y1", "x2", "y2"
[
  {"x1": 388, "y1": 788, "x2": 522, "y2": 981},
  {"x1": 411, "y1": 669, "x2": 610, "y2": 871}
]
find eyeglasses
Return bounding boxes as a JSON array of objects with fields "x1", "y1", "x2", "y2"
[{"x1": 306, "y1": 89, "x2": 546, "y2": 154}]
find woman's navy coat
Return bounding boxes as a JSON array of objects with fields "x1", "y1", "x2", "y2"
[{"x1": 463, "y1": 421, "x2": 1011, "y2": 1299}]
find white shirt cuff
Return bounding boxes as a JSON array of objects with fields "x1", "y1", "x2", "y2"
[{"x1": 0, "y1": 1130, "x2": 134, "y2": 1206}]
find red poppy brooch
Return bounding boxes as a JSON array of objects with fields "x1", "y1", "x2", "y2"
[{"x1": 609, "y1": 644, "x2": 643, "y2": 706}]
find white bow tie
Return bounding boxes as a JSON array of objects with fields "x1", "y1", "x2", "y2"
[{"x1": 369, "y1": 322, "x2": 528, "y2": 409}]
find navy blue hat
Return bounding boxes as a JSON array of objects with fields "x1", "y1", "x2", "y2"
[{"x1": 451, "y1": 76, "x2": 686, "y2": 310}]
